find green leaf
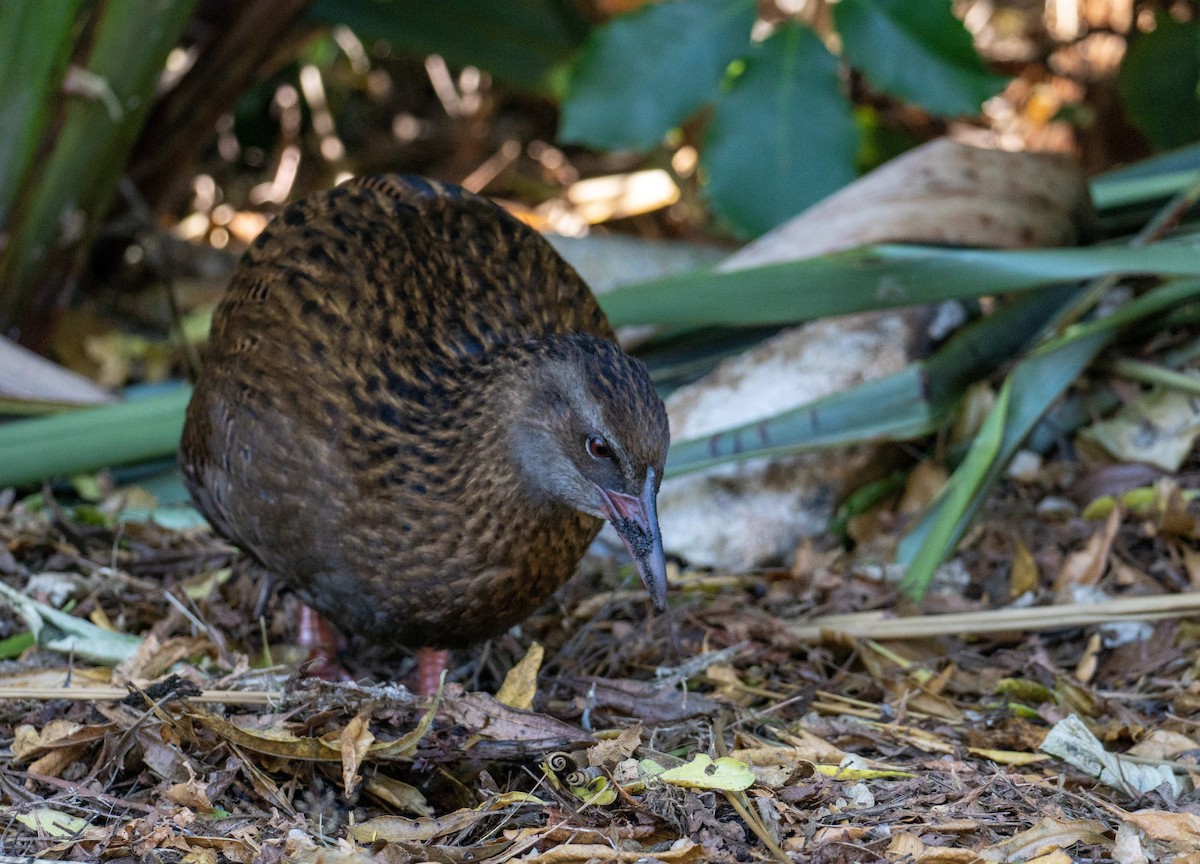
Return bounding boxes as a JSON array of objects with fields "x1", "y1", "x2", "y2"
[
  {"x1": 1117, "y1": 14, "x2": 1200, "y2": 151},
  {"x1": 702, "y1": 22, "x2": 858, "y2": 236},
  {"x1": 0, "y1": 0, "x2": 198, "y2": 334},
  {"x1": 664, "y1": 284, "x2": 1083, "y2": 476},
  {"x1": 834, "y1": 0, "x2": 1007, "y2": 117},
  {"x1": 898, "y1": 277, "x2": 1200, "y2": 597},
  {"x1": 0, "y1": 387, "x2": 191, "y2": 488},
  {"x1": 599, "y1": 240, "x2": 1200, "y2": 329},
  {"x1": 309, "y1": 0, "x2": 590, "y2": 96},
  {"x1": 0, "y1": 0, "x2": 84, "y2": 225},
  {"x1": 559, "y1": 0, "x2": 756, "y2": 149}
]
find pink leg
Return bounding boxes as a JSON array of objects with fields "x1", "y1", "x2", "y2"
[
  {"x1": 416, "y1": 647, "x2": 449, "y2": 696},
  {"x1": 297, "y1": 604, "x2": 352, "y2": 681}
]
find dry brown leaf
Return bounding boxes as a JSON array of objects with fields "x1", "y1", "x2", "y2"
[
  {"x1": 164, "y1": 767, "x2": 214, "y2": 813},
  {"x1": 1010, "y1": 534, "x2": 1039, "y2": 598},
  {"x1": 1120, "y1": 810, "x2": 1200, "y2": 853},
  {"x1": 886, "y1": 831, "x2": 984, "y2": 862},
  {"x1": 508, "y1": 840, "x2": 702, "y2": 862},
  {"x1": 1183, "y1": 546, "x2": 1200, "y2": 589},
  {"x1": 349, "y1": 808, "x2": 489, "y2": 843},
  {"x1": 1127, "y1": 729, "x2": 1200, "y2": 760},
  {"x1": 175, "y1": 836, "x2": 257, "y2": 864},
  {"x1": 362, "y1": 773, "x2": 432, "y2": 816},
  {"x1": 115, "y1": 634, "x2": 214, "y2": 681},
  {"x1": 1075, "y1": 632, "x2": 1101, "y2": 684},
  {"x1": 734, "y1": 744, "x2": 838, "y2": 768},
  {"x1": 900, "y1": 459, "x2": 951, "y2": 516},
  {"x1": 979, "y1": 817, "x2": 1108, "y2": 861},
  {"x1": 588, "y1": 724, "x2": 642, "y2": 767},
  {"x1": 180, "y1": 848, "x2": 219, "y2": 864},
  {"x1": 1024, "y1": 851, "x2": 1073, "y2": 864},
  {"x1": 1112, "y1": 821, "x2": 1149, "y2": 864},
  {"x1": 12, "y1": 719, "x2": 111, "y2": 776},
  {"x1": 775, "y1": 728, "x2": 847, "y2": 763},
  {"x1": 341, "y1": 711, "x2": 374, "y2": 795},
  {"x1": 184, "y1": 692, "x2": 435, "y2": 764},
  {"x1": 282, "y1": 832, "x2": 373, "y2": 864},
  {"x1": 442, "y1": 688, "x2": 592, "y2": 744},
  {"x1": 1054, "y1": 507, "x2": 1119, "y2": 600},
  {"x1": 495, "y1": 641, "x2": 543, "y2": 710}
]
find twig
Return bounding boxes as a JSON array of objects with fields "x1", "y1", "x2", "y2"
[
  {"x1": 0, "y1": 685, "x2": 276, "y2": 704},
  {"x1": 788, "y1": 592, "x2": 1200, "y2": 641}
]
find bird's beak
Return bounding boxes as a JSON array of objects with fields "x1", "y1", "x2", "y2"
[{"x1": 594, "y1": 467, "x2": 668, "y2": 611}]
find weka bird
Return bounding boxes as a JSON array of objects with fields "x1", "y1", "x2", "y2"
[{"x1": 179, "y1": 175, "x2": 670, "y2": 692}]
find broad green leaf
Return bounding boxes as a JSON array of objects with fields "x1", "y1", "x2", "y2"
[
  {"x1": 559, "y1": 0, "x2": 756, "y2": 149},
  {"x1": 702, "y1": 22, "x2": 858, "y2": 236},
  {"x1": 1117, "y1": 15, "x2": 1200, "y2": 151},
  {"x1": 309, "y1": 0, "x2": 590, "y2": 96},
  {"x1": 834, "y1": 0, "x2": 1007, "y2": 117},
  {"x1": 600, "y1": 240, "x2": 1200, "y2": 329}
]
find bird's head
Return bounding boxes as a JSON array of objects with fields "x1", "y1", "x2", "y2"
[{"x1": 508, "y1": 334, "x2": 671, "y2": 610}]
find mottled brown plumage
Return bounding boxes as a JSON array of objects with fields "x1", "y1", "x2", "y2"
[{"x1": 179, "y1": 175, "x2": 670, "y2": 659}]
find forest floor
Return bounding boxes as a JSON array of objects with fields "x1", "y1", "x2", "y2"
[{"x1": 2, "y1": 461, "x2": 1199, "y2": 862}]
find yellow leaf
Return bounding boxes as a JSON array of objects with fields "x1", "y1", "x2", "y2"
[
  {"x1": 660, "y1": 754, "x2": 754, "y2": 791},
  {"x1": 495, "y1": 642, "x2": 543, "y2": 711},
  {"x1": 12, "y1": 806, "x2": 92, "y2": 837},
  {"x1": 569, "y1": 776, "x2": 617, "y2": 805},
  {"x1": 966, "y1": 747, "x2": 1049, "y2": 766},
  {"x1": 480, "y1": 791, "x2": 547, "y2": 808}
]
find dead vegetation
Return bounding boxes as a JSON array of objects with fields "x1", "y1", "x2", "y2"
[{"x1": 3, "y1": 460, "x2": 1200, "y2": 862}]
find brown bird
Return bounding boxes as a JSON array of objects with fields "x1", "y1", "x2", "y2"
[{"x1": 179, "y1": 175, "x2": 670, "y2": 692}]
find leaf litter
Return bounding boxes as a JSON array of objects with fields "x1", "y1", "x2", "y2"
[{"x1": 2, "y1": 459, "x2": 1200, "y2": 863}]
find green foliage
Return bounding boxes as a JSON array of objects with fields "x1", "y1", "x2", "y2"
[
  {"x1": 898, "y1": 277, "x2": 1200, "y2": 597},
  {"x1": 703, "y1": 24, "x2": 857, "y2": 236},
  {"x1": 559, "y1": 0, "x2": 756, "y2": 149},
  {"x1": 0, "y1": 0, "x2": 83, "y2": 226},
  {"x1": 833, "y1": 0, "x2": 1007, "y2": 116},
  {"x1": 1118, "y1": 14, "x2": 1200, "y2": 151},
  {"x1": 0, "y1": 0, "x2": 197, "y2": 336},
  {"x1": 560, "y1": 0, "x2": 1006, "y2": 236},
  {"x1": 308, "y1": 0, "x2": 591, "y2": 96}
]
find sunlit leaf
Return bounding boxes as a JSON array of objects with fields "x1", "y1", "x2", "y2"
[{"x1": 835, "y1": 0, "x2": 1007, "y2": 116}]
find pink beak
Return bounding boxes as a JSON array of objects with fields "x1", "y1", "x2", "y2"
[{"x1": 594, "y1": 468, "x2": 668, "y2": 611}]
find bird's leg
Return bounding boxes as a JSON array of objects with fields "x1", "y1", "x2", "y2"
[
  {"x1": 297, "y1": 604, "x2": 352, "y2": 681},
  {"x1": 416, "y1": 647, "x2": 450, "y2": 696}
]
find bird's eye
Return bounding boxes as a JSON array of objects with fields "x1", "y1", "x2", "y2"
[{"x1": 586, "y1": 435, "x2": 612, "y2": 460}]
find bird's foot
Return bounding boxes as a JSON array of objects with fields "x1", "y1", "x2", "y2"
[
  {"x1": 416, "y1": 647, "x2": 450, "y2": 697},
  {"x1": 297, "y1": 604, "x2": 352, "y2": 682}
]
